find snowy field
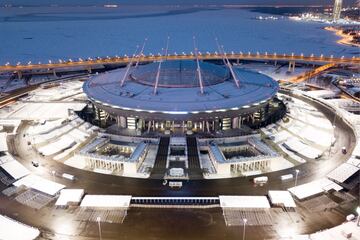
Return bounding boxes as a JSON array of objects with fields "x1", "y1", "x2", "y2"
[{"x1": 0, "y1": 5, "x2": 359, "y2": 64}]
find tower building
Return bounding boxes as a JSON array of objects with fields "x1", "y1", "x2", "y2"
[{"x1": 333, "y1": 0, "x2": 342, "y2": 21}]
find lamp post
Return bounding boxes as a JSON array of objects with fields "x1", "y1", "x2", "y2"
[
  {"x1": 242, "y1": 218, "x2": 247, "y2": 240},
  {"x1": 294, "y1": 169, "x2": 300, "y2": 187},
  {"x1": 96, "y1": 217, "x2": 102, "y2": 240},
  {"x1": 356, "y1": 207, "x2": 360, "y2": 226},
  {"x1": 51, "y1": 170, "x2": 56, "y2": 182}
]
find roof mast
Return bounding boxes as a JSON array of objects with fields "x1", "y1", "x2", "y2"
[
  {"x1": 215, "y1": 38, "x2": 240, "y2": 88},
  {"x1": 193, "y1": 36, "x2": 204, "y2": 95},
  {"x1": 120, "y1": 45, "x2": 140, "y2": 87},
  {"x1": 135, "y1": 38, "x2": 147, "y2": 68},
  {"x1": 153, "y1": 36, "x2": 170, "y2": 95},
  {"x1": 120, "y1": 38, "x2": 147, "y2": 87}
]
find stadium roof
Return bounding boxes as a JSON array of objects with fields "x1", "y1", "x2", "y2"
[{"x1": 83, "y1": 60, "x2": 278, "y2": 113}]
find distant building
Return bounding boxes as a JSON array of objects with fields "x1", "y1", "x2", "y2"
[{"x1": 333, "y1": 0, "x2": 343, "y2": 21}]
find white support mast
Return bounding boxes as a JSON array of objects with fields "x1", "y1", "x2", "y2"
[
  {"x1": 215, "y1": 38, "x2": 240, "y2": 88},
  {"x1": 215, "y1": 37, "x2": 227, "y2": 66},
  {"x1": 120, "y1": 38, "x2": 147, "y2": 87},
  {"x1": 134, "y1": 38, "x2": 147, "y2": 68},
  {"x1": 153, "y1": 36, "x2": 170, "y2": 95},
  {"x1": 120, "y1": 45, "x2": 140, "y2": 87},
  {"x1": 193, "y1": 36, "x2": 204, "y2": 95}
]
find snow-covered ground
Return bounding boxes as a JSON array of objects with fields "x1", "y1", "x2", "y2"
[
  {"x1": 262, "y1": 93, "x2": 335, "y2": 162},
  {"x1": 237, "y1": 62, "x2": 313, "y2": 82}
]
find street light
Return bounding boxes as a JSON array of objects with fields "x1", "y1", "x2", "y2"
[
  {"x1": 294, "y1": 169, "x2": 300, "y2": 187},
  {"x1": 51, "y1": 170, "x2": 56, "y2": 182},
  {"x1": 96, "y1": 216, "x2": 102, "y2": 240},
  {"x1": 242, "y1": 218, "x2": 247, "y2": 240},
  {"x1": 356, "y1": 207, "x2": 360, "y2": 226}
]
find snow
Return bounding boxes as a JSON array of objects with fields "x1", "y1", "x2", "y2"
[
  {"x1": 0, "y1": 215, "x2": 40, "y2": 240},
  {"x1": 5, "y1": 102, "x2": 86, "y2": 120}
]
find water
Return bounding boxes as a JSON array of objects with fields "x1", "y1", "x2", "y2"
[{"x1": 0, "y1": 5, "x2": 358, "y2": 64}]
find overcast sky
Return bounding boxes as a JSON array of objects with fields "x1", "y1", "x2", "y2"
[{"x1": 0, "y1": 0, "x2": 357, "y2": 6}]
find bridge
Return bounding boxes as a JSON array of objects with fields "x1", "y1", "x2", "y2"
[
  {"x1": 284, "y1": 63, "x2": 337, "y2": 83},
  {"x1": 0, "y1": 52, "x2": 359, "y2": 74}
]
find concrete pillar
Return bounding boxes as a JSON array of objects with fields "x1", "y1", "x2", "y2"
[
  {"x1": 232, "y1": 117, "x2": 239, "y2": 129},
  {"x1": 17, "y1": 71, "x2": 22, "y2": 79},
  {"x1": 288, "y1": 61, "x2": 296, "y2": 72}
]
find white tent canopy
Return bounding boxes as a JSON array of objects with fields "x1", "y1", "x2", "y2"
[
  {"x1": 327, "y1": 163, "x2": 359, "y2": 183},
  {"x1": 268, "y1": 190, "x2": 296, "y2": 208},
  {"x1": 0, "y1": 160, "x2": 30, "y2": 180},
  {"x1": 0, "y1": 132, "x2": 8, "y2": 151},
  {"x1": 55, "y1": 189, "x2": 85, "y2": 206},
  {"x1": 219, "y1": 195, "x2": 270, "y2": 208},
  {"x1": 80, "y1": 195, "x2": 132, "y2": 208},
  {"x1": 13, "y1": 174, "x2": 65, "y2": 196},
  {"x1": 288, "y1": 178, "x2": 342, "y2": 200}
]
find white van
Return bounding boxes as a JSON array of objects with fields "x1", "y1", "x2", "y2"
[
  {"x1": 253, "y1": 176, "x2": 268, "y2": 184},
  {"x1": 62, "y1": 173, "x2": 75, "y2": 181},
  {"x1": 169, "y1": 181, "x2": 182, "y2": 189},
  {"x1": 280, "y1": 174, "x2": 293, "y2": 181}
]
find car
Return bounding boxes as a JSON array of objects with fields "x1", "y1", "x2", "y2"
[
  {"x1": 342, "y1": 147, "x2": 347, "y2": 154},
  {"x1": 31, "y1": 160, "x2": 39, "y2": 167}
]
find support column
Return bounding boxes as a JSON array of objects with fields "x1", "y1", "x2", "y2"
[
  {"x1": 17, "y1": 71, "x2": 22, "y2": 79},
  {"x1": 232, "y1": 117, "x2": 239, "y2": 129},
  {"x1": 288, "y1": 61, "x2": 295, "y2": 72}
]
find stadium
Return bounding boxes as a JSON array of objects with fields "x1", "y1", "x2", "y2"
[{"x1": 83, "y1": 60, "x2": 283, "y2": 133}]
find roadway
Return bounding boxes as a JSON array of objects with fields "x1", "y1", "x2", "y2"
[{"x1": 0, "y1": 53, "x2": 359, "y2": 73}]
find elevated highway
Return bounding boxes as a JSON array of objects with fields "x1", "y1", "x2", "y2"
[
  {"x1": 0, "y1": 52, "x2": 359, "y2": 74},
  {"x1": 283, "y1": 63, "x2": 337, "y2": 83}
]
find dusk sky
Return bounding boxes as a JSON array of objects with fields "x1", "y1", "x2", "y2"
[{"x1": 0, "y1": 0, "x2": 357, "y2": 6}]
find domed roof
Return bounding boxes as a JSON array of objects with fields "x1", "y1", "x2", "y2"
[{"x1": 129, "y1": 60, "x2": 230, "y2": 88}]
